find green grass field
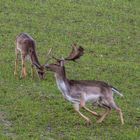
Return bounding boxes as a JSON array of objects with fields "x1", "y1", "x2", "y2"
[{"x1": 0, "y1": 0, "x2": 140, "y2": 139}]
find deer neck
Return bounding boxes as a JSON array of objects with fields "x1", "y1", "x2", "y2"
[
  {"x1": 30, "y1": 49, "x2": 41, "y2": 66},
  {"x1": 54, "y1": 68, "x2": 71, "y2": 100}
]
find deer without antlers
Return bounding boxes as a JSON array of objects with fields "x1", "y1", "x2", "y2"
[
  {"x1": 14, "y1": 32, "x2": 51, "y2": 79},
  {"x1": 45, "y1": 44, "x2": 124, "y2": 125}
]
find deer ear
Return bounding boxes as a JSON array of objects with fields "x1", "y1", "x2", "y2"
[{"x1": 33, "y1": 62, "x2": 41, "y2": 69}]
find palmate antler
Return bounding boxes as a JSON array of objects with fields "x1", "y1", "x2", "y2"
[
  {"x1": 50, "y1": 44, "x2": 84, "y2": 65},
  {"x1": 65, "y1": 43, "x2": 84, "y2": 61}
]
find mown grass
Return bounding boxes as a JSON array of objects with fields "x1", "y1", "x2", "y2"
[{"x1": 0, "y1": 0, "x2": 140, "y2": 139}]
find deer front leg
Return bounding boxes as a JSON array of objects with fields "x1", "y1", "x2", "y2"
[
  {"x1": 80, "y1": 95, "x2": 99, "y2": 117},
  {"x1": 21, "y1": 54, "x2": 26, "y2": 78},
  {"x1": 31, "y1": 64, "x2": 35, "y2": 78},
  {"x1": 14, "y1": 50, "x2": 19, "y2": 76},
  {"x1": 83, "y1": 106, "x2": 99, "y2": 117},
  {"x1": 73, "y1": 103, "x2": 91, "y2": 125}
]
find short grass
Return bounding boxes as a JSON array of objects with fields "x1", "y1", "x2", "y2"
[{"x1": 0, "y1": 0, "x2": 140, "y2": 139}]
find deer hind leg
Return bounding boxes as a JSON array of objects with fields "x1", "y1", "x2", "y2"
[
  {"x1": 21, "y1": 54, "x2": 26, "y2": 78},
  {"x1": 14, "y1": 49, "x2": 19, "y2": 76},
  {"x1": 116, "y1": 107, "x2": 124, "y2": 125},
  {"x1": 31, "y1": 63, "x2": 35, "y2": 78},
  {"x1": 73, "y1": 103, "x2": 91, "y2": 125},
  {"x1": 97, "y1": 108, "x2": 111, "y2": 123},
  {"x1": 109, "y1": 101, "x2": 124, "y2": 125}
]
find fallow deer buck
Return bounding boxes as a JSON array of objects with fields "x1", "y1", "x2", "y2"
[
  {"x1": 44, "y1": 44, "x2": 124, "y2": 125},
  {"x1": 14, "y1": 32, "x2": 51, "y2": 79}
]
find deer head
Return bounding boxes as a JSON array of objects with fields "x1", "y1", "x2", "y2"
[
  {"x1": 45, "y1": 44, "x2": 84, "y2": 74},
  {"x1": 45, "y1": 57, "x2": 65, "y2": 73},
  {"x1": 33, "y1": 48, "x2": 52, "y2": 79},
  {"x1": 33, "y1": 63, "x2": 45, "y2": 79}
]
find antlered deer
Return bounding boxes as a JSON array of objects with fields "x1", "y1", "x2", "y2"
[
  {"x1": 14, "y1": 32, "x2": 51, "y2": 79},
  {"x1": 44, "y1": 44, "x2": 124, "y2": 125}
]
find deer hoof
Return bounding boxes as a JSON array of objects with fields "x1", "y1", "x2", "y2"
[
  {"x1": 20, "y1": 75, "x2": 25, "y2": 79},
  {"x1": 14, "y1": 72, "x2": 17, "y2": 76},
  {"x1": 96, "y1": 114, "x2": 102, "y2": 119},
  {"x1": 96, "y1": 118, "x2": 103, "y2": 124},
  {"x1": 86, "y1": 119, "x2": 92, "y2": 126}
]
